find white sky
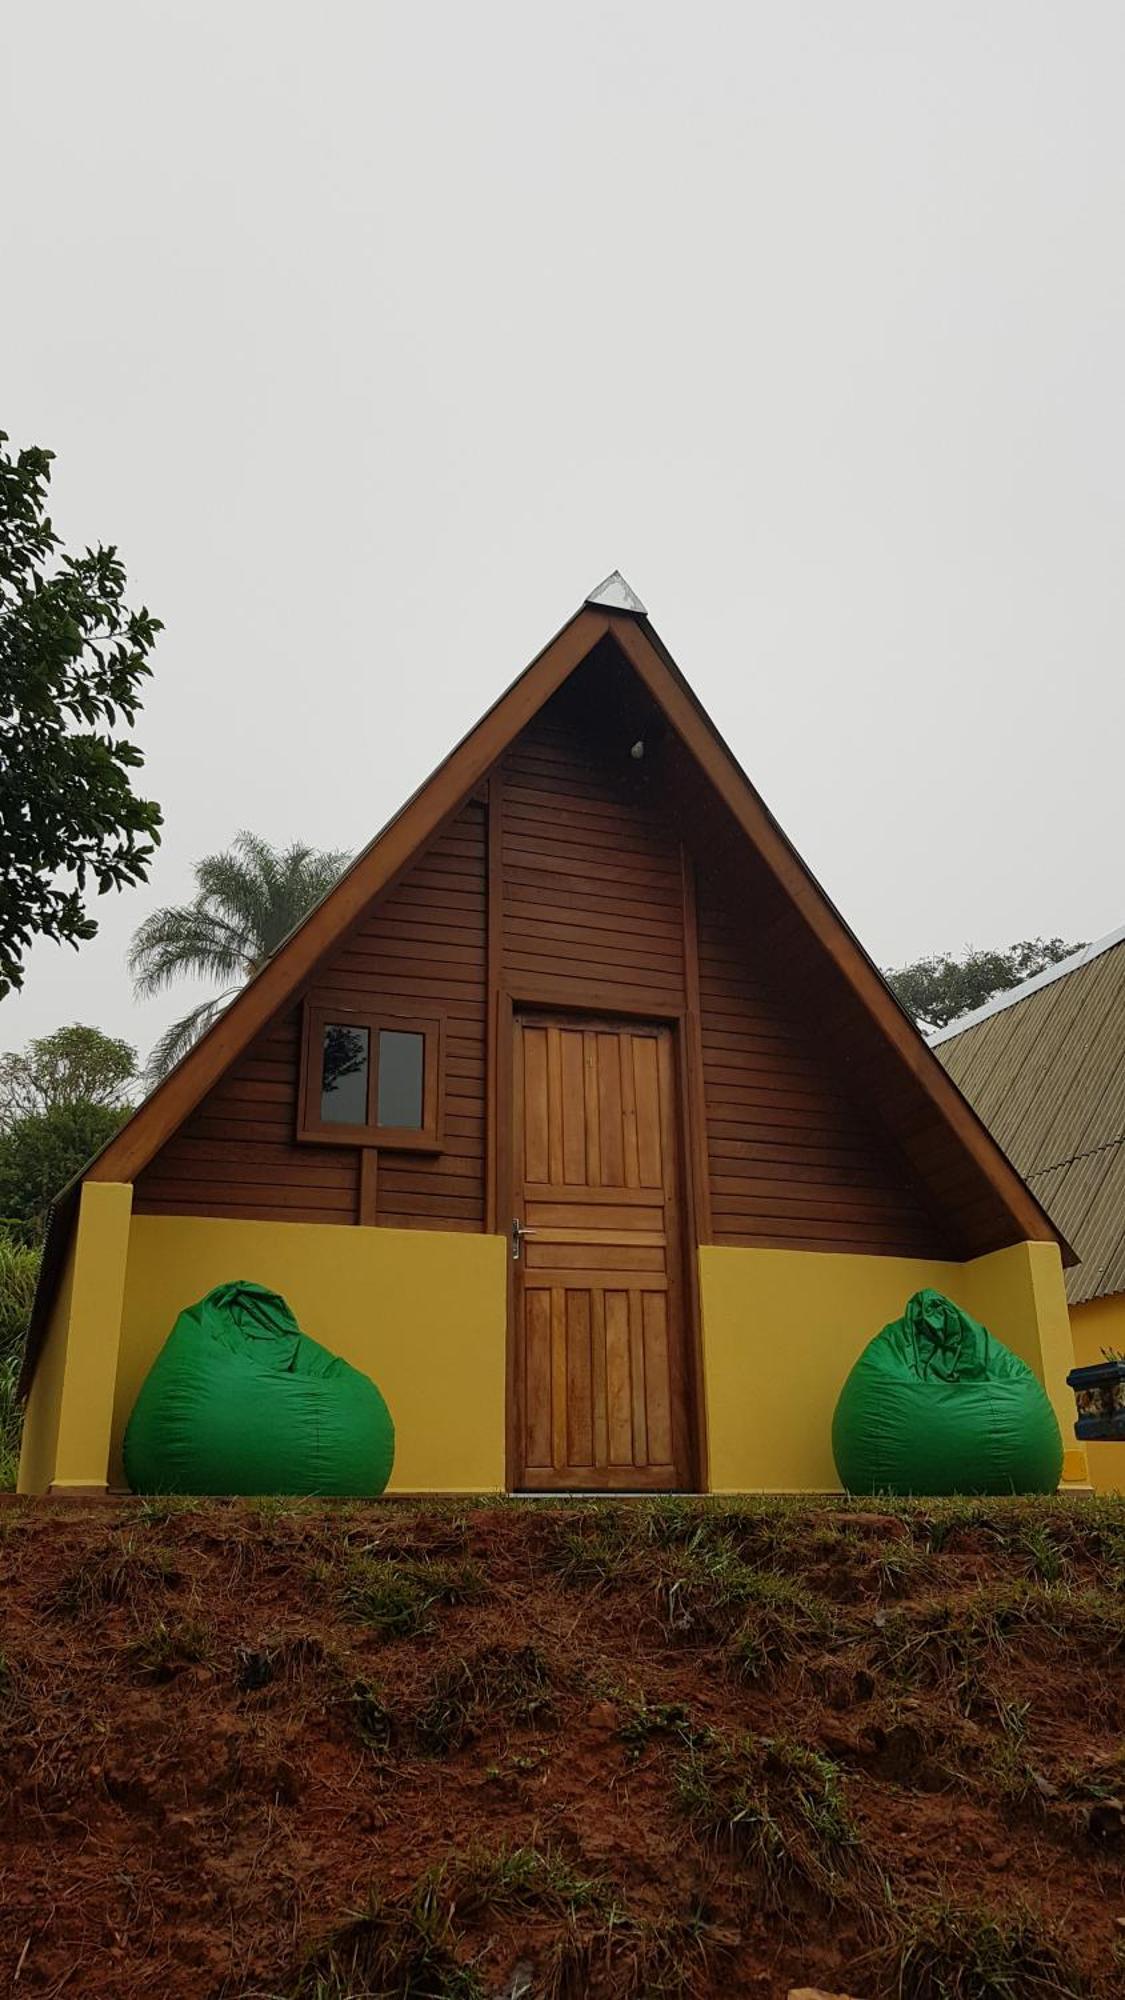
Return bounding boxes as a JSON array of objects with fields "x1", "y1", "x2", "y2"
[{"x1": 3, "y1": 3, "x2": 1124, "y2": 1069}]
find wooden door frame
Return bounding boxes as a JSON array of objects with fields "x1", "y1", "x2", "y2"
[{"x1": 496, "y1": 984, "x2": 709, "y2": 1493}]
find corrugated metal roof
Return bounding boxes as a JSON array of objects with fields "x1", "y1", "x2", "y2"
[
  {"x1": 928, "y1": 923, "x2": 1125, "y2": 1045},
  {"x1": 936, "y1": 932, "x2": 1125, "y2": 1304}
]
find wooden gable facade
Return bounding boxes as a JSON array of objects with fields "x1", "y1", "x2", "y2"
[
  {"x1": 133, "y1": 637, "x2": 967, "y2": 1259},
  {"x1": 19, "y1": 581, "x2": 1076, "y2": 1499}
]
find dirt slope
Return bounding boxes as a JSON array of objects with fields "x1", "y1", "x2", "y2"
[{"x1": 3, "y1": 1494, "x2": 1125, "y2": 1999}]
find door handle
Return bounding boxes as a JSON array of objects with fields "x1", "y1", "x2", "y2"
[{"x1": 511, "y1": 1218, "x2": 538, "y2": 1261}]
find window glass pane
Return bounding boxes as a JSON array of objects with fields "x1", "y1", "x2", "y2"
[
  {"x1": 378, "y1": 1029, "x2": 425, "y2": 1128},
  {"x1": 320, "y1": 1023, "x2": 369, "y2": 1124}
]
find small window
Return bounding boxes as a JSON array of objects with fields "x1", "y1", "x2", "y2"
[{"x1": 299, "y1": 1003, "x2": 442, "y2": 1149}]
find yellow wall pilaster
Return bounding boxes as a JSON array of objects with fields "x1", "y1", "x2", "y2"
[
  {"x1": 18, "y1": 1183, "x2": 133, "y2": 1495},
  {"x1": 959, "y1": 1240, "x2": 1082, "y2": 1478}
]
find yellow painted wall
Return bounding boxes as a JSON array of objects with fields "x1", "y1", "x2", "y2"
[
  {"x1": 1069, "y1": 1293, "x2": 1125, "y2": 1495},
  {"x1": 698, "y1": 1240, "x2": 1083, "y2": 1494},
  {"x1": 20, "y1": 1190, "x2": 1083, "y2": 1498},
  {"x1": 18, "y1": 1183, "x2": 133, "y2": 1495},
  {"x1": 113, "y1": 1214, "x2": 508, "y2": 1494}
]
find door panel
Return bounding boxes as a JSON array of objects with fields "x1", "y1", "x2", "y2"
[{"x1": 513, "y1": 1016, "x2": 690, "y2": 1491}]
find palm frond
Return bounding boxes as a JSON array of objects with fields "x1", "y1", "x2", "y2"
[
  {"x1": 144, "y1": 993, "x2": 235, "y2": 1085},
  {"x1": 128, "y1": 904, "x2": 253, "y2": 998},
  {"x1": 130, "y1": 833, "x2": 352, "y2": 1052}
]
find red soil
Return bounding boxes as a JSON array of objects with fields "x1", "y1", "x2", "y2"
[{"x1": 1, "y1": 1496, "x2": 1124, "y2": 1999}]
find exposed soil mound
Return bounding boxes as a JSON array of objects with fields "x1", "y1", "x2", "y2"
[{"x1": 3, "y1": 1494, "x2": 1125, "y2": 1998}]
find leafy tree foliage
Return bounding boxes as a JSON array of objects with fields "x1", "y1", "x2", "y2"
[
  {"x1": 0, "y1": 1230, "x2": 40, "y2": 1487},
  {"x1": 0, "y1": 1101, "x2": 127, "y2": 1238},
  {"x1": 886, "y1": 937, "x2": 1085, "y2": 1032},
  {"x1": 0, "y1": 1023, "x2": 136, "y2": 1133},
  {"x1": 0, "y1": 432, "x2": 162, "y2": 994},
  {"x1": 130, "y1": 831, "x2": 350, "y2": 1080}
]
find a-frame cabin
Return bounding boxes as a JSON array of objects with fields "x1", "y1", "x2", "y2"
[{"x1": 19, "y1": 576, "x2": 1085, "y2": 1495}]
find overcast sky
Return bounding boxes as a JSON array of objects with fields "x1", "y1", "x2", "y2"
[{"x1": 3, "y1": 3, "x2": 1124, "y2": 1067}]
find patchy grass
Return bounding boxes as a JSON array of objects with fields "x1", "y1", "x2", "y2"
[
  {"x1": 877, "y1": 1581, "x2": 1125, "y2": 1707},
  {"x1": 285, "y1": 1874, "x2": 484, "y2": 1999},
  {"x1": 876, "y1": 1897, "x2": 1091, "y2": 1999},
  {"x1": 616, "y1": 1691, "x2": 700, "y2": 1763},
  {"x1": 349, "y1": 1677, "x2": 395, "y2": 1752},
  {"x1": 338, "y1": 1552, "x2": 485, "y2": 1639},
  {"x1": 675, "y1": 1727, "x2": 865, "y2": 1909},
  {"x1": 234, "y1": 1632, "x2": 334, "y2": 1696},
  {"x1": 54, "y1": 1533, "x2": 181, "y2": 1618},
  {"x1": 413, "y1": 1643, "x2": 556, "y2": 1755},
  {"x1": 7, "y1": 1495, "x2": 1125, "y2": 1999},
  {"x1": 285, "y1": 1848, "x2": 731, "y2": 2000},
  {"x1": 126, "y1": 1616, "x2": 210, "y2": 1682}
]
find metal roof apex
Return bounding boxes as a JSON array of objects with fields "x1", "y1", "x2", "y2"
[{"x1": 585, "y1": 570, "x2": 647, "y2": 615}]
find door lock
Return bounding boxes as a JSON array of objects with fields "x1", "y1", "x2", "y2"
[{"x1": 511, "y1": 1218, "x2": 538, "y2": 1261}]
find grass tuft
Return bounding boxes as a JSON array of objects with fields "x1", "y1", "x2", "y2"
[
  {"x1": 55, "y1": 1534, "x2": 181, "y2": 1618},
  {"x1": 127, "y1": 1616, "x2": 210, "y2": 1681},
  {"x1": 349, "y1": 1678, "x2": 395, "y2": 1752},
  {"x1": 413, "y1": 1643, "x2": 556, "y2": 1755},
  {"x1": 675, "y1": 1726, "x2": 864, "y2": 1909},
  {"x1": 339, "y1": 1553, "x2": 484, "y2": 1640},
  {"x1": 879, "y1": 1897, "x2": 1089, "y2": 1999},
  {"x1": 286, "y1": 1876, "x2": 483, "y2": 1999}
]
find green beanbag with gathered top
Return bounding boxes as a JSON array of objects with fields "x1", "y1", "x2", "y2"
[
  {"x1": 832, "y1": 1288, "x2": 1062, "y2": 1496},
  {"x1": 123, "y1": 1280, "x2": 394, "y2": 1496}
]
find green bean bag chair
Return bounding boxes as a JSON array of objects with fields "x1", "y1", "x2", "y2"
[
  {"x1": 832, "y1": 1288, "x2": 1062, "y2": 1496},
  {"x1": 123, "y1": 1281, "x2": 395, "y2": 1496}
]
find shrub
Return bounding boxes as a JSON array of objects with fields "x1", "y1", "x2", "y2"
[{"x1": 0, "y1": 1229, "x2": 38, "y2": 1487}]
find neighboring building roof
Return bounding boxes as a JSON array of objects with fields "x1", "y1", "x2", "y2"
[
  {"x1": 928, "y1": 927, "x2": 1125, "y2": 1047},
  {"x1": 20, "y1": 577, "x2": 1070, "y2": 1394},
  {"x1": 935, "y1": 926, "x2": 1125, "y2": 1305}
]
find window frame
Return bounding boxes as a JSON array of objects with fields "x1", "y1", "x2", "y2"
[{"x1": 297, "y1": 999, "x2": 444, "y2": 1150}]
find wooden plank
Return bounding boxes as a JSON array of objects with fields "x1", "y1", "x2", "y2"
[
  {"x1": 632, "y1": 1034, "x2": 662, "y2": 1188},
  {"x1": 550, "y1": 1285, "x2": 567, "y2": 1473},
  {"x1": 596, "y1": 1033, "x2": 625, "y2": 1185},
  {"x1": 566, "y1": 1289, "x2": 593, "y2": 1466},
  {"x1": 605, "y1": 1290, "x2": 632, "y2": 1464},
  {"x1": 590, "y1": 1287, "x2": 608, "y2": 1469},
  {"x1": 583, "y1": 1031, "x2": 601, "y2": 1189},
  {"x1": 680, "y1": 850, "x2": 713, "y2": 1245},
  {"x1": 643, "y1": 1292, "x2": 673, "y2": 1465},
  {"x1": 358, "y1": 1148, "x2": 378, "y2": 1226},
  {"x1": 546, "y1": 1026, "x2": 565, "y2": 1185},
  {"x1": 619, "y1": 1033, "x2": 640, "y2": 1189},
  {"x1": 560, "y1": 1030, "x2": 586, "y2": 1185},
  {"x1": 628, "y1": 1287, "x2": 648, "y2": 1466},
  {"x1": 523, "y1": 1289, "x2": 552, "y2": 1469},
  {"x1": 522, "y1": 1028, "x2": 549, "y2": 1184}
]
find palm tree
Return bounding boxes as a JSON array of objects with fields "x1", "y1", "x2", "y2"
[{"x1": 129, "y1": 831, "x2": 350, "y2": 1082}]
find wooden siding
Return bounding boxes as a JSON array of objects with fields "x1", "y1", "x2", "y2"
[
  {"x1": 134, "y1": 663, "x2": 955, "y2": 1260},
  {"x1": 133, "y1": 1003, "x2": 357, "y2": 1225},
  {"x1": 499, "y1": 708, "x2": 686, "y2": 1013},
  {"x1": 134, "y1": 801, "x2": 488, "y2": 1230},
  {"x1": 695, "y1": 873, "x2": 950, "y2": 1255}
]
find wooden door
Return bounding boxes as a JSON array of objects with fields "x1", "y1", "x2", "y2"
[{"x1": 512, "y1": 1014, "x2": 691, "y2": 1490}]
